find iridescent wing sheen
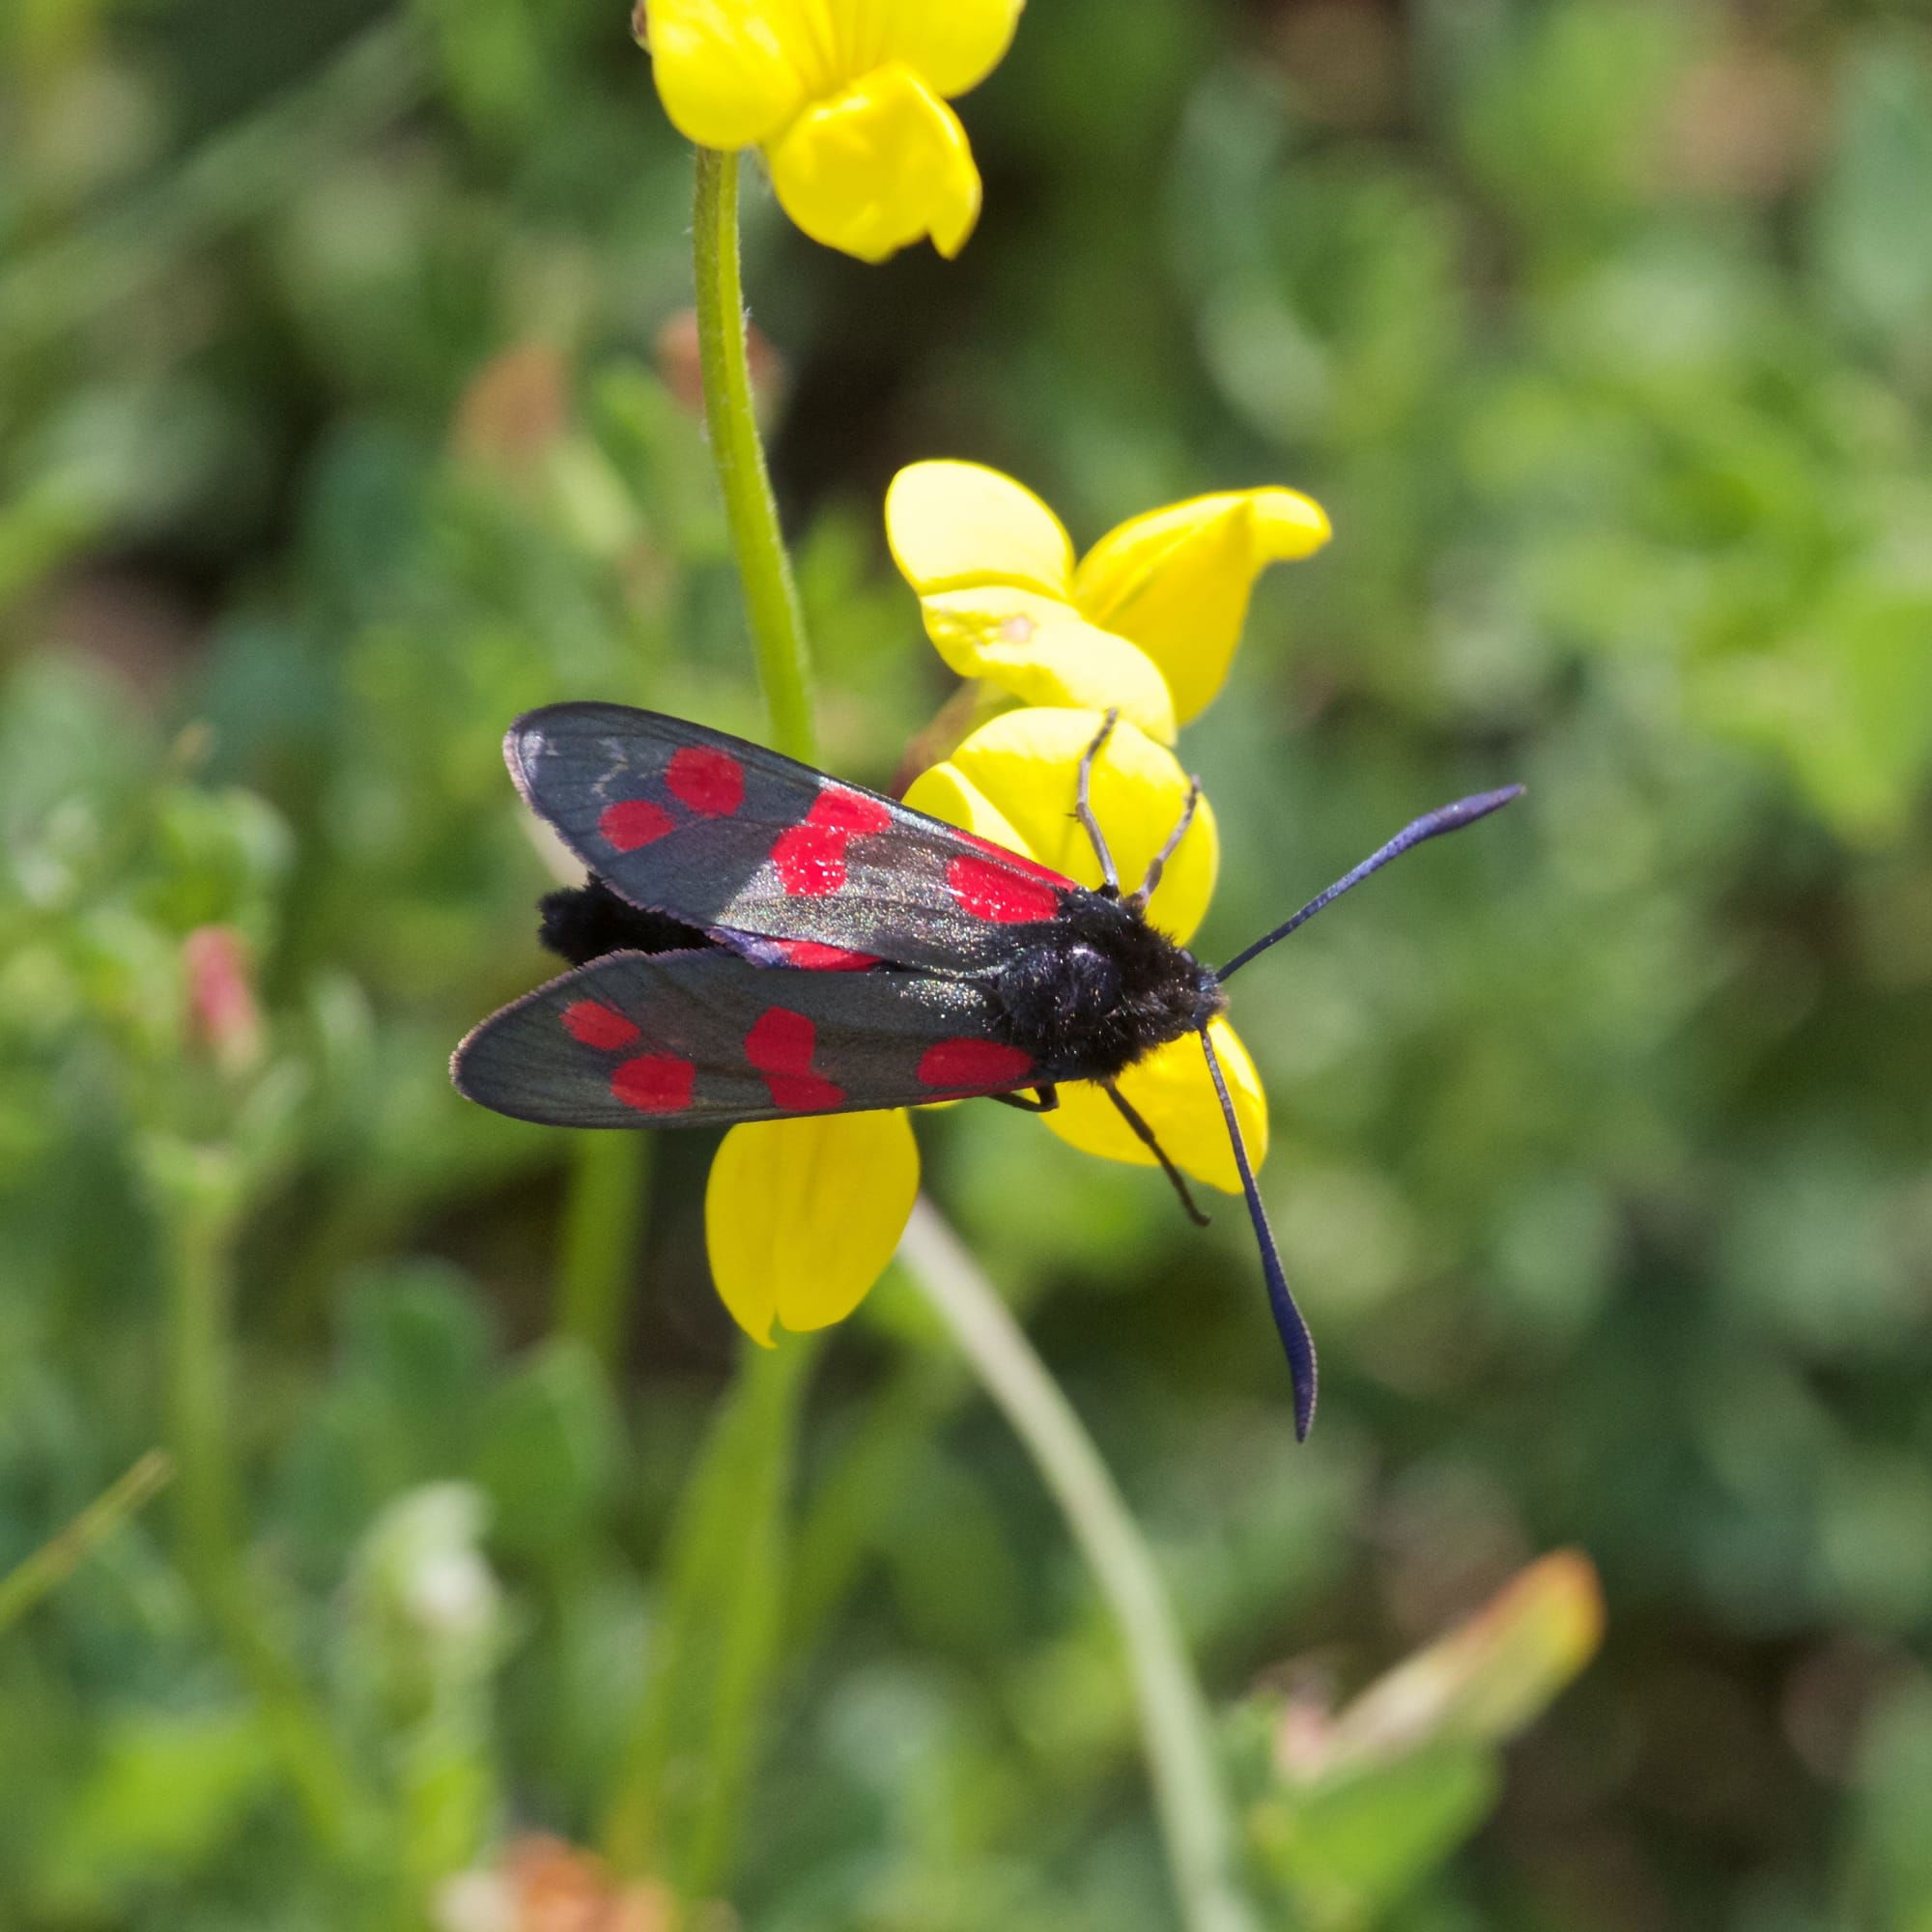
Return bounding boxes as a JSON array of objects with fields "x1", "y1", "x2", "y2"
[
  {"x1": 505, "y1": 703, "x2": 1079, "y2": 972},
  {"x1": 451, "y1": 948, "x2": 1045, "y2": 1129}
]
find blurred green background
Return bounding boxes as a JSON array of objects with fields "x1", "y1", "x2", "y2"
[{"x1": 6, "y1": 0, "x2": 1932, "y2": 1926}]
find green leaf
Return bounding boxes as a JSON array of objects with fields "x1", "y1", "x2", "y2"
[
  {"x1": 35, "y1": 1705, "x2": 274, "y2": 1913},
  {"x1": 1251, "y1": 1744, "x2": 1499, "y2": 1927}
]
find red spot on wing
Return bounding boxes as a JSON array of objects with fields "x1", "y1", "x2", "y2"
[
  {"x1": 946, "y1": 855, "x2": 1062, "y2": 924},
  {"x1": 809, "y1": 787, "x2": 892, "y2": 836},
  {"x1": 771, "y1": 785, "x2": 894, "y2": 896},
  {"x1": 600, "y1": 798, "x2": 675, "y2": 852},
  {"x1": 665, "y1": 745, "x2": 745, "y2": 816},
  {"x1": 917, "y1": 1038, "x2": 1036, "y2": 1090},
  {"x1": 772, "y1": 822, "x2": 847, "y2": 895},
  {"x1": 774, "y1": 939, "x2": 881, "y2": 970},
  {"x1": 745, "y1": 1007, "x2": 816, "y2": 1073},
  {"x1": 611, "y1": 1052, "x2": 696, "y2": 1113},
  {"x1": 744, "y1": 1006, "x2": 846, "y2": 1111},
  {"x1": 562, "y1": 1000, "x2": 640, "y2": 1050}
]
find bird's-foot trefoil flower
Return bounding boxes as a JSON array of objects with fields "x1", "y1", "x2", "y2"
[
  {"x1": 643, "y1": 0, "x2": 1025, "y2": 261},
  {"x1": 886, "y1": 460, "x2": 1332, "y2": 741},
  {"x1": 706, "y1": 1108, "x2": 920, "y2": 1343},
  {"x1": 905, "y1": 707, "x2": 1267, "y2": 1193},
  {"x1": 703, "y1": 708, "x2": 1267, "y2": 1344}
]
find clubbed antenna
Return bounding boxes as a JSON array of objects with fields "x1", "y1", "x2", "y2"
[
  {"x1": 1200, "y1": 1025, "x2": 1318, "y2": 1440},
  {"x1": 1215, "y1": 786, "x2": 1523, "y2": 983}
]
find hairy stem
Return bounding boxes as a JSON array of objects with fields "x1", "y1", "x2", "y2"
[{"x1": 692, "y1": 146, "x2": 817, "y2": 764}]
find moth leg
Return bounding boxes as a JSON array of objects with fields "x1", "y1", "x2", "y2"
[
  {"x1": 990, "y1": 1083, "x2": 1060, "y2": 1115},
  {"x1": 1075, "y1": 707, "x2": 1122, "y2": 896},
  {"x1": 1103, "y1": 1081, "x2": 1210, "y2": 1227},
  {"x1": 1128, "y1": 776, "x2": 1202, "y2": 912}
]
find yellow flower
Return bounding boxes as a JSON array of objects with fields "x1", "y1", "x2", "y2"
[
  {"x1": 645, "y1": 0, "x2": 1024, "y2": 261},
  {"x1": 905, "y1": 707, "x2": 1267, "y2": 1192},
  {"x1": 706, "y1": 1109, "x2": 920, "y2": 1343},
  {"x1": 886, "y1": 461, "x2": 1330, "y2": 742}
]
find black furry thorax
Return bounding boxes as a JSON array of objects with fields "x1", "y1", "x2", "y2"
[{"x1": 986, "y1": 894, "x2": 1224, "y2": 1081}]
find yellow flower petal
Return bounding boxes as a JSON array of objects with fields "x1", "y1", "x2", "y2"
[
  {"x1": 901, "y1": 759, "x2": 1033, "y2": 856},
  {"x1": 918, "y1": 586, "x2": 1177, "y2": 742},
  {"x1": 874, "y1": 0, "x2": 1026, "y2": 98},
  {"x1": 647, "y1": 0, "x2": 815, "y2": 150},
  {"x1": 918, "y1": 707, "x2": 1217, "y2": 943},
  {"x1": 1073, "y1": 488, "x2": 1332, "y2": 724},
  {"x1": 766, "y1": 64, "x2": 980, "y2": 263},
  {"x1": 1044, "y1": 1017, "x2": 1266, "y2": 1195},
  {"x1": 886, "y1": 460, "x2": 1074, "y2": 599},
  {"x1": 705, "y1": 1110, "x2": 920, "y2": 1341}
]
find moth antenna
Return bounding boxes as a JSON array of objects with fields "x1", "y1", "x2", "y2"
[
  {"x1": 1128, "y1": 776, "x2": 1202, "y2": 912},
  {"x1": 1200, "y1": 1026, "x2": 1317, "y2": 1439},
  {"x1": 1074, "y1": 707, "x2": 1122, "y2": 895},
  {"x1": 1216, "y1": 785, "x2": 1523, "y2": 983}
]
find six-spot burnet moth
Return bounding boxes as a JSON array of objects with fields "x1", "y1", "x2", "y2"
[{"x1": 452, "y1": 702, "x2": 1521, "y2": 1438}]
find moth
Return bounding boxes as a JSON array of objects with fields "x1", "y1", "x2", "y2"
[{"x1": 453, "y1": 702, "x2": 1520, "y2": 1436}]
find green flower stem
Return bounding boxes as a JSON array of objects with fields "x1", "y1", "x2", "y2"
[
  {"x1": 692, "y1": 146, "x2": 817, "y2": 763},
  {"x1": 0, "y1": 1450, "x2": 173, "y2": 1635},
  {"x1": 158, "y1": 1161, "x2": 379, "y2": 1866},
  {"x1": 899, "y1": 1200, "x2": 1262, "y2": 1932},
  {"x1": 556, "y1": 1132, "x2": 651, "y2": 1371},
  {"x1": 602, "y1": 1332, "x2": 818, "y2": 1893},
  {"x1": 680, "y1": 1340, "x2": 816, "y2": 1897}
]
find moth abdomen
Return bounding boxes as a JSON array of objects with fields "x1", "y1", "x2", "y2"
[{"x1": 538, "y1": 876, "x2": 708, "y2": 967}]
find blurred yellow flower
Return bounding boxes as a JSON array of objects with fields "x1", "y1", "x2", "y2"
[
  {"x1": 907, "y1": 707, "x2": 1267, "y2": 1192},
  {"x1": 886, "y1": 461, "x2": 1330, "y2": 741},
  {"x1": 645, "y1": 0, "x2": 1024, "y2": 261}
]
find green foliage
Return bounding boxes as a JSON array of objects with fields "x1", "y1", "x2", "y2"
[
  {"x1": 4, "y1": 2, "x2": 1932, "y2": 1928},
  {"x1": 1252, "y1": 1746, "x2": 1500, "y2": 1931}
]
